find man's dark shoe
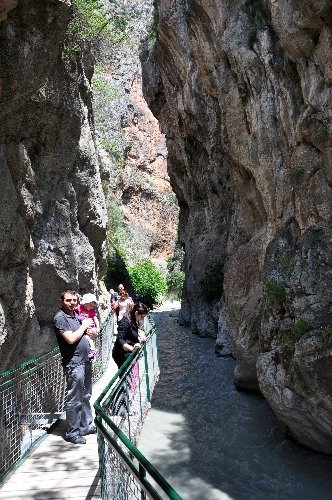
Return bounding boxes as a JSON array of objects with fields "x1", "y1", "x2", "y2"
[
  {"x1": 82, "y1": 425, "x2": 97, "y2": 436},
  {"x1": 66, "y1": 435, "x2": 86, "y2": 444}
]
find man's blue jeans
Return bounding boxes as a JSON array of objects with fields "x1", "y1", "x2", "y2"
[{"x1": 64, "y1": 361, "x2": 93, "y2": 439}]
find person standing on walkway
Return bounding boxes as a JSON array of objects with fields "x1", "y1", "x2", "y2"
[
  {"x1": 117, "y1": 290, "x2": 134, "y2": 322},
  {"x1": 112, "y1": 302, "x2": 148, "y2": 368},
  {"x1": 54, "y1": 289, "x2": 97, "y2": 444}
]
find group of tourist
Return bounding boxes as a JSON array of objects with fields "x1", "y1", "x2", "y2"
[
  {"x1": 109, "y1": 283, "x2": 135, "y2": 322},
  {"x1": 53, "y1": 286, "x2": 148, "y2": 445}
]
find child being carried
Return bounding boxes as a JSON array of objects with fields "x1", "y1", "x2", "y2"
[{"x1": 76, "y1": 293, "x2": 100, "y2": 360}]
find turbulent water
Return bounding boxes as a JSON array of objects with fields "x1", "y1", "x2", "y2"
[{"x1": 138, "y1": 305, "x2": 332, "y2": 500}]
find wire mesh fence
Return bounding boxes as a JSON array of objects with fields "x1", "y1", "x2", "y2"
[
  {"x1": 93, "y1": 311, "x2": 114, "y2": 383},
  {"x1": 0, "y1": 311, "x2": 115, "y2": 480},
  {"x1": 94, "y1": 316, "x2": 181, "y2": 500},
  {"x1": 0, "y1": 348, "x2": 64, "y2": 478}
]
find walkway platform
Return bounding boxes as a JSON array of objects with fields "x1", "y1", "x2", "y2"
[{"x1": 0, "y1": 359, "x2": 118, "y2": 500}]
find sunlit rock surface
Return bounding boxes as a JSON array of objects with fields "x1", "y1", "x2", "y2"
[
  {"x1": 94, "y1": 0, "x2": 178, "y2": 267},
  {"x1": 141, "y1": 0, "x2": 332, "y2": 451},
  {"x1": 0, "y1": 0, "x2": 107, "y2": 369}
]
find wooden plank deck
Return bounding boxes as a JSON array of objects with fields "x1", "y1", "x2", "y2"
[{"x1": 0, "y1": 360, "x2": 118, "y2": 500}]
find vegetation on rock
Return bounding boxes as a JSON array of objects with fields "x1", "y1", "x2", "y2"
[
  {"x1": 263, "y1": 277, "x2": 287, "y2": 310},
  {"x1": 128, "y1": 259, "x2": 167, "y2": 307},
  {"x1": 166, "y1": 245, "x2": 185, "y2": 299},
  {"x1": 63, "y1": 0, "x2": 129, "y2": 60},
  {"x1": 282, "y1": 318, "x2": 313, "y2": 342},
  {"x1": 199, "y1": 263, "x2": 224, "y2": 301}
]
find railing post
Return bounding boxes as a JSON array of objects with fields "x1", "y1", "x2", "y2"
[{"x1": 139, "y1": 463, "x2": 147, "y2": 500}]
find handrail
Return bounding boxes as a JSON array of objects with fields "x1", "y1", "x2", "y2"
[
  {"x1": 94, "y1": 347, "x2": 138, "y2": 407},
  {"x1": 94, "y1": 316, "x2": 182, "y2": 499},
  {"x1": 95, "y1": 401, "x2": 181, "y2": 499},
  {"x1": 0, "y1": 310, "x2": 115, "y2": 481},
  {"x1": 0, "y1": 347, "x2": 60, "y2": 387}
]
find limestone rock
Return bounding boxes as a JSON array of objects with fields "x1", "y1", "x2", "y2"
[
  {"x1": 93, "y1": 0, "x2": 178, "y2": 267},
  {"x1": 257, "y1": 334, "x2": 332, "y2": 453},
  {"x1": 0, "y1": 0, "x2": 107, "y2": 370}
]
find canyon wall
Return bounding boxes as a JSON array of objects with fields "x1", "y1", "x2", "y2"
[
  {"x1": 0, "y1": 0, "x2": 107, "y2": 370},
  {"x1": 94, "y1": 0, "x2": 178, "y2": 270},
  {"x1": 141, "y1": 0, "x2": 332, "y2": 452}
]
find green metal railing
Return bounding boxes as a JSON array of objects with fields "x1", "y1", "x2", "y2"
[
  {"x1": 0, "y1": 347, "x2": 65, "y2": 479},
  {"x1": 92, "y1": 311, "x2": 114, "y2": 383},
  {"x1": 94, "y1": 316, "x2": 182, "y2": 500},
  {"x1": 0, "y1": 311, "x2": 115, "y2": 480}
]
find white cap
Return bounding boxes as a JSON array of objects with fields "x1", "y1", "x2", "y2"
[{"x1": 81, "y1": 293, "x2": 98, "y2": 305}]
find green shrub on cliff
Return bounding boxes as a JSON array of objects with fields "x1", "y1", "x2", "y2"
[
  {"x1": 283, "y1": 318, "x2": 313, "y2": 342},
  {"x1": 70, "y1": 0, "x2": 110, "y2": 39},
  {"x1": 92, "y1": 68, "x2": 120, "y2": 99},
  {"x1": 63, "y1": 0, "x2": 129, "y2": 60},
  {"x1": 263, "y1": 277, "x2": 287, "y2": 309},
  {"x1": 128, "y1": 260, "x2": 167, "y2": 307},
  {"x1": 106, "y1": 194, "x2": 130, "y2": 255},
  {"x1": 282, "y1": 320, "x2": 332, "y2": 346},
  {"x1": 166, "y1": 246, "x2": 185, "y2": 299},
  {"x1": 105, "y1": 193, "x2": 131, "y2": 291},
  {"x1": 105, "y1": 251, "x2": 131, "y2": 292},
  {"x1": 199, "y1": 262, "x2": 224, "y2": 301},
  {"x1": 147, "y1": 2, "x2": 158, "y2": 51}
]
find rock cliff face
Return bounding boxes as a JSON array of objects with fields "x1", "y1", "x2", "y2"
[
  {"x1": 0, "y1": 0, "x2": 107, "y2": 370},
  {"x1": 94, "y1": 0, "x2": 178, "y2": 268},
  {"x1": 113, "y1": 73, "x2": 178, "y2": 266},
  {"x1": 141, "y1": 0, "x2": 332, "y2": 452}
]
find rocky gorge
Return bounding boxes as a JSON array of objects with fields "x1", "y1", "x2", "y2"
[
  {"x1": 93, "y1": 0, "x2": 178, "y2": 268},
  {"x1": 0, "y1": 0, "x2": 177, "y2": 372},
  {"x1": 0, "y1": 0, "x2": 331, "y2": 457},
  {"x1": 141, "y1": 0, "x2": 332, "y2": 453}
]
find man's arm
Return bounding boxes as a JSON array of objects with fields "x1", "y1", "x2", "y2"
[{"x1": 61, "y1": 317, "x2": 94, "y2": 344}]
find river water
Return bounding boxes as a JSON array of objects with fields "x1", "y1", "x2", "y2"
[{"x1": 138, "y1": 304, "x2": 332, "y2": 500}]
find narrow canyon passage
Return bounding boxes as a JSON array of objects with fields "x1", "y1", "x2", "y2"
[{"x1": 139, "y1": 305, "x2": 332, "y2": 500}]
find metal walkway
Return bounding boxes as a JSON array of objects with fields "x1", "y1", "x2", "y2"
[
  {"x1": 0, "y1": 358, "x2": 118, "y2": 500},
  {"x1": 0, "y1": 313, "x2": 181, "y2": 500}
]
